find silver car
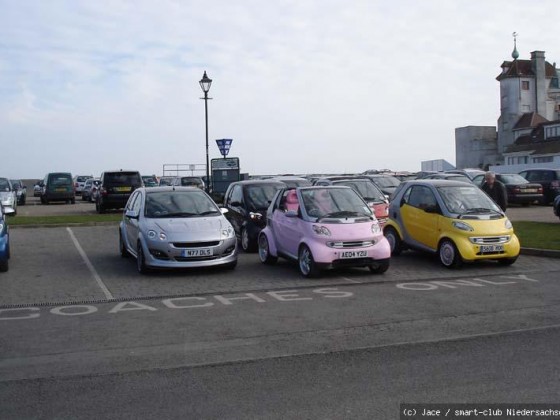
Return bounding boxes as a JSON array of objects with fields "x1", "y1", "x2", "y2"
[
  {"x1": 0, "y1": 178, "x2": 17, "y2": 215},
  {"x1": 119, "y1": 187, "x2": 237, "y2": 273}
]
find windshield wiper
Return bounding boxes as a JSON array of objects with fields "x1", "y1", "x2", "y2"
[
  {"x1": 198, "y1": 210, "x2": 220, "y2": 216},
  {"x1": 319, "y1": 211, "x2": 366, "y2": 220},
  {"x1": 464, "y1": 208, "x2": 502, "y2": 215},
  {"x1": 162, "y1": 212, "x2": 197, "y2": 218}
]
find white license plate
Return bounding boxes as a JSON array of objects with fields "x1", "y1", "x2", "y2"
[
  {"x1": 480, "y1": 244, "x2": 504, "y2": 253},
  {"x1": 181, "y1": 248, "x2": 212, "y2": 257},
  {"x1": 340, "y1": 250, "x2": 367, "y2": 259},
  {"x1": 524, "y1": 189, "x2": 537, "y2": 193}
]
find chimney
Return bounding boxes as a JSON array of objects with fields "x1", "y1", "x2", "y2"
[{"x1": 531, "y1": 51, "x2": 547, "y2": 115}]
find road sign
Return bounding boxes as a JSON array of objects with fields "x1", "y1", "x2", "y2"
[{"x1": 216, "y1": 139, "x2": 233, "y2": 158}]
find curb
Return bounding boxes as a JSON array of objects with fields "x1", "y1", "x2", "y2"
[{"x1": 519, "y1": 247, "x2": 560, "y2": 259}]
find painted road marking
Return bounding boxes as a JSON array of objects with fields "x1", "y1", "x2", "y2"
[
  {"x1": 67, "y1": 227, "x2": 114, "y2": 300},
  {"x1": 396, "y1": 274, "x2": 538, "y2": 291}
]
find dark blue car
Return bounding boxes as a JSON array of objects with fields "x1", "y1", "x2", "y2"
[{"x1": 0, "y1": 204, "x2": 10, "y2": 272}]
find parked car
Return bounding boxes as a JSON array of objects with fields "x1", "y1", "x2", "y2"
[
  {"x1": 141, "y1": 175, "x2": 159, "y2": 188},
  {"x1": 223, "y1": 180, "x2": 285, "y2": 252},
  {"x1": 472, "y1": 173, "x2": 543, "y2": 206},
  {"x1": 0, "y1": 203, "x2": 10, "y2": 272},
  {"x1": 41, "y1": 172, "x2": 75, "y2": 204},
  {"x1": 119, "y1": 187, "x2": 237, "y2": 273},
  {"x1": 82, "y1": 178, "x2": 101, "y2": 202},
  {"x1": 0, "y1": 178, "x2": 18, "y2": 214},
  {"x1": 313, "y1": 176, "x2": 389, "y2": 225},
  {"x1": 158, "y1": 176, "x2": 175, "y2": 187},
  {"x1": 554, "y1": 194, "x2": 560, "y2": 220},
  {"x1": 10, "y1": 179, "x2": 26, "y2": 205},
  {"x1": 518, "y1": 168, "x2": 560, "y2": 204},
  {"x1": 383, "y1": 179, "x2": 520, "y2": 268},
  {"x1": 73, "y1": 175, "x2": 93, "y2": 195},
  {"x1": 257, "y1": 186, "x2": 391, "y2": 277},
  {"x1": 270, "y1": 176, "x2": 312, "y2": 188},
  {"x1": 422, "y1": 173, "x2": 473, "y2": 183},
  {"x1": 445, "y1": 169, "x2": 486, "y2": 180},
  {"x1": 96, "y1": 170, "x2": 142, "y2": 213},
  {"x1": 172, "y1": 176, "x2": 205, "y2": 189},
  {"x1": 362, "y1": 174, "x2": 401, "y2": 200},
  {"x1": 33, "y1": 181, "x2": 43, "y2": 197}
]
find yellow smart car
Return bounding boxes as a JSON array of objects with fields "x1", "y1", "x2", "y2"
[{"x1": 383, "y1": 179, "x2": 520, "y2": 268}]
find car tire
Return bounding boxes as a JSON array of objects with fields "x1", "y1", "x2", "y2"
[
  {"x1": 241, "y1": 227, "x2": 256, "y2": 252},
  {"x1": 71, "y1": 198, "x2": 75, "y2": 204},
  {"x1": 438, "y1": 239, "x2": 462, "y2": 268},
  {"x1": 384, "y1": 227, "x2": 402, "y2": 256},
  {"x1": 96, "y1": 201, "x2": 105, "y2": 214},
  {"x1": 0, "y1": 259, "x2": 8, "y2": 272},
  {"x1": 369, "y1": 260, "x2": 389, "y2": 274},
  {"x1": 498, "y1": 256, "x2": 517, "y2": 266},
  {"x1": 119, "y1": 231, "x2": 129, "y2": 258},
  {"x1": 82, "y1": 194, "x2": 86, "y2": 201},
  {"x1": 298, "y1": 244, "x2": 320, "y2": 278},
  {"x1": 258, "y1": 233, "x2": 277, "y2": 265},
  {"x1": 136, "y1": 242, "x2": 149, "y2": 274}
]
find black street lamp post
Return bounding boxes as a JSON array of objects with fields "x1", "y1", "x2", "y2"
[{"x1": 199, "y1": 71, "x2": 212, "y2": 194}]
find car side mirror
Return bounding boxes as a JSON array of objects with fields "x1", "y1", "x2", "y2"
[
  {"x1": 125, "y1": 209, "x2": 139, "y2": 219},
  {"x1": 220, "y1": 208, "x2": 228, "y2": 214}
]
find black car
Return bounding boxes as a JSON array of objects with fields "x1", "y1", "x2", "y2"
[
  {"x1": 518, "y1": 169, "x2": 560, "y2": 204},
  {"x1": 96, "y1": 170, "x2": 143, "y2": 213},
  {"x1": 41, "y1": 172, "x2": 75, "y2": 204},
  {"x1": 223, "y1": 180, "x2": 285, "y2": 252},
  {"x1": 472, "y1": 173, "x2": 543, "y2": 206},
  {"x1": 10, "y1": 179, "x2": 26, "y2": 205}
]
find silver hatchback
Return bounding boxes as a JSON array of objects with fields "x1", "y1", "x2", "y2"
[{"x1": 119, "y1": 187, "x2": 237, "y2": 273}]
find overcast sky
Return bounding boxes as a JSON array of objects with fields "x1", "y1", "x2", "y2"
[{"x1": 1, "y1": 1, "x2": 559, "y2": 179}]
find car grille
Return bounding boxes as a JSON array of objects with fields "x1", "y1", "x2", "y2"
[
  {"x1": 327, "y1": 240, "x2": 375, "y2": 248},
  {"x1": 172, "y1": 241, "x2": 220, "y2": 248},
  {"x1": 469, "y1": 236, "x2": 510, "y2": 245}
]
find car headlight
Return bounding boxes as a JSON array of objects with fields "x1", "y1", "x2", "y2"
[
  {"x1": 452, "y1": 221, "x2": 474, "y2": 232},
  {"x1": 312, "y1": 225, "x2": 331, "y2": 236},
  {"x1": 147, "y1": 230, "x2": 167, "y2": 241},
  {"x1": 371, "y1": 222, "x2": 381, "y2": 234},
  {"x1": 249, "y1": 212, "x2": 262, "y2": 220},
  {"x1": 221, "y1": 225, "x2": 235, "y2": 239},
  {"x1": 504, "y1": 219, "x2": 513, "y2": 229}
]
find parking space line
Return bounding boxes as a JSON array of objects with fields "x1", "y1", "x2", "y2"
[
  {"x1": 339, "y1": 276, "x2": 362, "y2": 284},
  {"x1": 66, "y1": 227, "x2": 114, "y2": 300}
]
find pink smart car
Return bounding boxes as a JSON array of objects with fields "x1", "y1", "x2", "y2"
[{"x1": 258, "y1": 186, "x2": 391, "y2": 277}]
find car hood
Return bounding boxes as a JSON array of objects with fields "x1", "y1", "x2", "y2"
[{"x1": 148, "y1": 217, "x2": 229, "y2": 240}]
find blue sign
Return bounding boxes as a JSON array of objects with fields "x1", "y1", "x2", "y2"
[{"x1": 216, "y1": 139, "x2": 233, "y2": 158}]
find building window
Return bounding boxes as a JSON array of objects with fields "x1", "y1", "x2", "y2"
[
  {"x1": 532, "y1": 156, "x2": 553, "y2": 163},
  {"x1": 545, "y1": 125, "x2": 560, "y2": 139},
  {"x1": 521, "y1": 81, "x2": 530, "y2": 90}
]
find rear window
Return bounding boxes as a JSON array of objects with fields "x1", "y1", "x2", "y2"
[
  {"x1": 49, "y1": 173, "x2": 72, "y2": 186},
  {"x1": 76, "y1": 176, "x2": 91, "y2": 182},
  {"x1": 104, "y1": 172, "x2": 142, "y2": 187}
]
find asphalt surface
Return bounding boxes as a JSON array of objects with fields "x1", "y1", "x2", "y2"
[{"x1": 1, "y1": 196, "x2": 559, "y2": 419}]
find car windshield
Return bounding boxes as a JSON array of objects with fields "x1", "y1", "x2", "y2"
[
  {"x1": 145, "y1": 190, "x2": 220, "y2": 218},
  {"x1": 300, "y1": 188, "x2": 372, "y2": 220},
  {"x1": 77, "y1": 176, "x2": 91, "y2": 182},
  {"x1": 499, "y1": 174, "x2": 528, "y2": 184},
  {"x1": 245, "y1": 185, "x2": 283, "y2": 210},
  {"x1": 371, "y1": 176, "x2": 400, "y2": 187},
  {"x1": 437, "y1": 185, "x2": 502, "y2": 215},
  {"x1": 334, "y1": 180, "x2": 386, "y2": 202},
  {"x1": 0, "y1": 179, "x2": 11, "y2": 191}
]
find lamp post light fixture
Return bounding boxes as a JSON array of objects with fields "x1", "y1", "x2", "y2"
[{"x1": 199, "y1": 71, "x2": 212, "y2": 194}]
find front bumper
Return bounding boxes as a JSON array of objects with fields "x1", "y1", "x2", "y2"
[
  {"x1": 455, "y1": 234, "x2": 520, "y2": 261},
  {"x1": 308, "y1": 236, "x2": 391, "y2": 268}
]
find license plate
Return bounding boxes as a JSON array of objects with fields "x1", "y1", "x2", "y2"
[
  {"x1": 340, "y1": 250, "x2": 367, "y2": 259},
  {"x1": 181, "y1": 248, "x2": 212, "y2": 257},
  {"x1": 524, "y1": 189, "x2": 537, "y2": 193},
  {"x1": 114, "y1": 186, "x2": 131, "y2": 192},
  {"x1": 480, "y1": 244, "x2": 504, "y2": 253},
  {"x1": 55, "y1": 188, "x2": 67, "y2": 192}
]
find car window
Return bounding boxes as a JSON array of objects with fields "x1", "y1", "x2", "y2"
[
  {"x1": 406, "y1": 186, "x2": 436, "y2": 209},
  {"x1": 245, "y1": 185, "x2": 282, "y2": 210},
  {"x1": 335, "y1": 180, "x2": 385, "y2": 202},
  {"x1": 300, "y1": 188, "x2": 371, "y2": 219},
  {"x1": 145, "y1": 190, "x2": 218, "y2": 218},
  {"x1": 438, "y1": 185, "x2": 501, "y2": 214},
  {"x1": 49, "y1": 174, "x2": 72, "y2": 186},
  {"x1": 499, "y1": 174, "x2": 527, "y2": 184},
  {"x1": 126, "y1": 191, "x2": 140, "y2": 211},
  {"x1": 104, "y1": 172, "x2": 142, "y2": 187},
  {"x1": 230, "y1": 185, "x2": 243, "y2": 204},
  {"x1": 0, "y1": 179, "x2": 10, "y2": 191}
]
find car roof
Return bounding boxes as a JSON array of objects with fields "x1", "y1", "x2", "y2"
[
  {"x1": 401, "y1": 179, "x2": 477, "y2": 187},
  {"x1": 144, "y1": 186, "x2": 203, "y2": 193},
  {"x1": 232, "y1": 180, "x2": 286, "y2": 186}
]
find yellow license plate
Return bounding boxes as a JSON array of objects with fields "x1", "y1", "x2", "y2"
[{"x1": 115, "y1": 186, "x2": 131, "y2": 192}]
